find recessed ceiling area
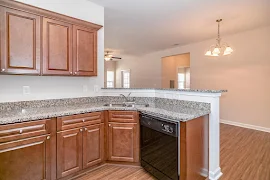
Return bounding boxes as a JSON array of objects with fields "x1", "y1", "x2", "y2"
[{"x1": 89, "y1": 0, "x2": 270, "y2": 55}]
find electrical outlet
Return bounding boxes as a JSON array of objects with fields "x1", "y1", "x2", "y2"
[
  {"x1": 83, "y1": 85, "x2": 88, "y2": 92},
  {"x1": 94, "y1": 85, "x2": 99, "y2": 93},
  {"x1": 22, "y1": 86, "x2": 30, "y2": 95}
]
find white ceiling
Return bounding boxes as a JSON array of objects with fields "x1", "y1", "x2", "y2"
[{"x1": 89, "y1": 0, "x2": 270, "y2": 55}]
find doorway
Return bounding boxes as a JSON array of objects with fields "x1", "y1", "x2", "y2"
[{"x1": 161, "y1": 53, "x2": 190, "y2": 89}]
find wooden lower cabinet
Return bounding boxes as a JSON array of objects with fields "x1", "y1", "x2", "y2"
[
  {"x1": 0, "y1": 111, "x2": 139, "y2": 179},
  {"x1": 57, "y1": 128, "x2": 83, "y2": 179},
  {"x1": 57, "y1": 123, "x2": 104, "y2": 179},
  {"x1": 0, "y1": 135, "x2": 52, "y2": 180},
  {"x1": 108, "y1": 122, "x2": 139, "y2": 162},
  {"x1": 83, "y1": 123, "x2": 104, "y2": 169}
]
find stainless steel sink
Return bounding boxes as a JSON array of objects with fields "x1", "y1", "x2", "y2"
[
  {"x1": 103, "y1": 103, "x2": 149, "y2": 108},
  {"x1": 103, "y1": 103, "x2": 127, "y2": 107}
]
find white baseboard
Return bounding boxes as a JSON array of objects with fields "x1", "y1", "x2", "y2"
[
  {"x1": 209, "y1": 167, "x2": 223, "y2": 180},
  {"x1": 200, "y1": 168, "x2": 209, "y2": 178},
  {"x1": 220, "y1": 119, "x2": 270, "y2": 133}
]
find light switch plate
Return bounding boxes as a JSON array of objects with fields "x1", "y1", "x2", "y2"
[
  {"x1": 94, "y1": 85, "x2": 99, "y2": 92},
  {"x1": 83, "y1": 85, "x2": 88, "y2": 92},
  {"x1": 23, "y1": 86, "x2": 30, "y2": 95}
]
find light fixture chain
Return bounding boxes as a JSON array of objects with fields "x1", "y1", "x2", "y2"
[
  {"x1": 218, "y1": 20, "x2": 220, "y2": 40},
  {"x1": 216, "y1": 19, "x2": 222, "y2": 46}
]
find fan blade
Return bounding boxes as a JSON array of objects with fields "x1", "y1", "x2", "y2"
[{"x1": 111, "y1": 57, "x2": 122, "y2": 59}]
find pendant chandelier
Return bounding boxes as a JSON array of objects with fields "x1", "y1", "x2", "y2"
[{"x1": 205, "y1": 19, "x2": 233, "y2": 56}]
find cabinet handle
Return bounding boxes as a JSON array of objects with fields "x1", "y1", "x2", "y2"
[
  {"x1": 80, "y1": 128, "x2": 83, "y2": 132},
  {"x1": 85, "y1": 128, "x2": 87, "y2": 131},
  {"x1": 75, "y1": 72, "x2": 77, "y2": 75},
  {"x1": 70, "y1": 72, "x2": 72, "y2": 75},
  {"x1": 19, "y1": 129, "x2": 23, "y2": 134},
  {"x1": 109, "y1": 124, "x2": 111, "y2": 127},
  {"x1": 82, "y1": 119, "x2": 85, "y2": 122},
  {"x1": 1, "y1": 69, "x2": 5, "y2": 72},
  {"x1": 47, "y1": 136, "x2": 50, "y2": 140}
]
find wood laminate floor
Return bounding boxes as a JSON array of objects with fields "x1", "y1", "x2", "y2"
[
  {"x1": 74, "y1": 124, "x2": 270, "y2": 180},
  {"x1": 73, "y1": 164, "x2": 155, "y2": 180},
  {"x1": 219, "y1": 124, "x2": 270, "y2": 180}
]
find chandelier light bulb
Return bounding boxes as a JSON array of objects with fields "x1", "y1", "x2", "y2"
[
  {"x1": 205, "y1": 50, "x2": 212, "y2": 56},
  {"x1": 213, "y1": 47, "x2": 221, "y2": 54},
  {"x1": 223, "y1": 51, "x2": 231, "y2": 56},
  {"x1": 225, "y1": 46, "x2": 233, "y2": 53},
  {"x1": 212, "y1": 52, "x2": 219, "y2": 56}
]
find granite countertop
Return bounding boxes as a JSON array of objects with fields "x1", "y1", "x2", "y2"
[
  {"x1": 0, "y1": 102, "x2": 210, "y2": 125},
  {"x1": 101, "y1": 88, "x2": 227, "y2": 93}
]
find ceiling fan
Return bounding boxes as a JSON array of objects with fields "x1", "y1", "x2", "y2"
[{"x1": 104, "y1": 51, "x2": 122, "y2": 61}]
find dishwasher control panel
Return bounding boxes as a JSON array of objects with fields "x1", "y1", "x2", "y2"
[{"x1": 140, "y1": 114, "x2": 179, "y2": 137}]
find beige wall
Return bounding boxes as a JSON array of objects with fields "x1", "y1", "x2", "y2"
[
  {"x1": 116, "y1": 55, "x2": 162, "y2": 88},
  {"x1": 115, "y1": 26, "x2": 270, "y2": 128},
  {"x1": 161, "y1": 53, "x2": 190, "y2": 88}
]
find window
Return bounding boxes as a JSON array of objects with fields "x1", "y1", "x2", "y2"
[
  {"x1": 177, "y1": 67, "x2": 190, "y2": 89},
  {"x1": 121, "y1": 70, "x2": 130, "y2": 88},
  {"x1": 106, "y1": 71, "x2": 114, "y2": 88},
  {"x1": 178, "y1": 73, "x2": 185, "y2": 89}
]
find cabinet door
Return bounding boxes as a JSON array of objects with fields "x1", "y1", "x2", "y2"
[
  {"x1": 83, "y1": 123, "x2": 104, "y2": 169},
  {"x1": 42, "y1": 18, "x2": 72, "y2": 75},
  {"x1": 57, "y1": 128, "x2": 83, "y2": 178},
  {"x1": 108, "y1": 123, "x2": 139, "y2": 162},
  {"x1": 0, "y1": 135, "x2": 52, "y2": 180},
  {"x1": 73, "y1": 25, "x2": 97, "y2": 76},
  {"x1": 0, "y1": 7, "x2": 41, "y2": 74}
]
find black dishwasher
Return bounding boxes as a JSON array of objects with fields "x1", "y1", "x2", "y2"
[{"x1": 140, "y1": 114, "x2": 179, "y2": 180}]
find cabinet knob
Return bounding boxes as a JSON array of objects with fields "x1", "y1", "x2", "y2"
[
  {"x1": 80, "y1": 128, "x2": 83, "y2": 132},
  {"x1": 19, "y1": 129, "x2": 23, "y2": 134},
  {"x1": 1, "y1": 69, "x2": 5, "y2": 72},
  {"x1": 70, "y1": 72, "x2": 72, "y2": 75},
  {"x1": 47, "y1": 136, "x2": 50, "y2": 140},
  {"x1": 109, "y1": 124, "x2": 111, "y2": 127},
  {"x1": 75, "y1": 72, "x2": 77, "y2": 75},
  {"x1": 85, "y1": 128, "x2": 87, "y2": 131},
  {"x1": 82, "y1": 119, "x2": 85, "y2": 122}
]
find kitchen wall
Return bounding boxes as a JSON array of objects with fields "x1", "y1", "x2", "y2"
[
  {"x1": 116, "y1": 54, "x2": 162, "y2": 88},
  {"x1": 0, "y1": 0, "x2": 104, "y2": 102},
  {"x1": 115, "y1": 26, "x2": 270, "y2": 129},
  {"x1": 161, "y1": 53, "x2": 190, "y2": 88}
]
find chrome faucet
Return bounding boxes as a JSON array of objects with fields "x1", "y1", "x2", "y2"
[{"x1": 120, "y1": 93, "x2": 135, "y2": 102}]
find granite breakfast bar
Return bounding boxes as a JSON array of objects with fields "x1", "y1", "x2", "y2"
[
  {"x1": 0, "y1": 88, "x2": 226, "y2": 180},
  {"x1": 0, "y1": 96, "x2": 211, "y2": 125}
]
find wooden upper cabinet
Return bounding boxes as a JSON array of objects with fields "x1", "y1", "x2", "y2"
[
  {"x1": 42, "y1": 18, "x2": 73, "y2": 75},
  {"x1": 73, "y1": 25, "x2": 97, "y2": 76},
  {"x1": 0, "y1": 0, "x2": 101, "y2": 76},
  {"x1": 0, "y1": 7, "x2": 41, "y2": 75}
]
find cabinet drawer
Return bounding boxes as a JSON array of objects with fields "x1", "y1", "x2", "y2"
[
  {"x1": 109, "y1": 111, "x2": 138, "y2": 123},
  {"x1": 0, "y1": 119, "x2": 53, "y2": 143},
  {"x1": 57, "y1": 112, "x2": 103, "y2": 131}
]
